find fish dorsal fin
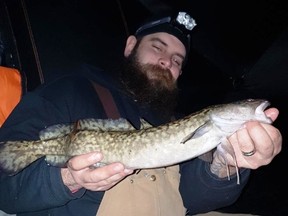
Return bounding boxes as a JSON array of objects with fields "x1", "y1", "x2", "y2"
[
  {"x1": 78, "y1": 118, "x2": 136, "y2": 131},
  {"x1": 180, "y1": 121, "x2": 212, "y2": 144},
  {"x1": 40, "y1": 118, "x2": 137, "y2": 140},
  {"x1": 39, "y1": 123, "x2": 74, "y2": 140}
]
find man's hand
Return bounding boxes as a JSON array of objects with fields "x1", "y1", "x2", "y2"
[
  {"x1": 210, "y1": 107, "x2": 282, "y2": 178},
  {"x1": 61, "y1": 152, "x2": 133, "y2": 192}
]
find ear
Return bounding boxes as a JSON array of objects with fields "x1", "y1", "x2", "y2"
[{"x1": 124, "y1": 36, "x2": 137, "y2": 57}]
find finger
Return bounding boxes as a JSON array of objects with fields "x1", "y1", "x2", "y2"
[
  {"x1": 245, "y1": 121, "x2": 274, "y2": 157},
  {"x1": 259, "y1": 123, "x2": 282, "y2": 156},
  {"x1": 235, "y1": 127, "x2": 254, "y2": 154},
  {"x1": 84, "y1": 163, "x2": 132, "y2": 190},
  {"x1": 68, "y1": 152, "x2": 103, "y2": 170},
  {"x1": 89, "y1": 162, "x2": 125, "y2": 179},
  {"x1": 89, "y1": 162, "x2": 133, "y2": 179}
]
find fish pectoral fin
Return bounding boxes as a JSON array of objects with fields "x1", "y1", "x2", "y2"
[{"x1": 180, "y1": 121, "x2": 212, "y2": 144}]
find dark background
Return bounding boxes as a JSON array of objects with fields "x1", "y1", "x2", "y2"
[{"x1": 0, "y1": 0, "x2": 287, "y2": 215}]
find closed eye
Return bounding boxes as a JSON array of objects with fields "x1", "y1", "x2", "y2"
[
  {"x1": 152, "y1": 44, "x2": 162, "y2": 52},
  {"x1": 172, "y1": 56, "x2": 183, "y2": 67}
]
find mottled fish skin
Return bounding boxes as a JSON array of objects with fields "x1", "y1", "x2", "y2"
[{"x1": 0, "y1": 99, "x2": 272, "y2": 175}]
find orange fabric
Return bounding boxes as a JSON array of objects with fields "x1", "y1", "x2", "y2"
[{"x1": 0, "y1": 66, "x2": 22, "y2": 127}]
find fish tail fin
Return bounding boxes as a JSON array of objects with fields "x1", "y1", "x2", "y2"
[
  {"x1": 0, "y1": 136, "x2": 69, "y2": 175},
  {"x1": 0, "y1": 140, "x2": 46, "y2": 175}
]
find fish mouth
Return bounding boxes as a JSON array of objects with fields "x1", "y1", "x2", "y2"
[
  {"x1": 256, "y1": 100, "x2": 270, "y2": 113},
  {"x1": 255, "y1": 100, "x2": 272, "y2": 123}
]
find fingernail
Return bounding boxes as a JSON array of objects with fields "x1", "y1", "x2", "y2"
[
  {"x1": 92, "y1": 152, "x2": 102, "y2": 161},
  {"x1": 114, "y1": 164, "x2": 124, "y2": 172},
  {"x1": 124, "y1": 168, "x2": 133, "y2": 174}
]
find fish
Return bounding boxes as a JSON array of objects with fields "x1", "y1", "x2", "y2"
[{"x1": 0, "y1": 99, "x2": 272, "y2": 179}]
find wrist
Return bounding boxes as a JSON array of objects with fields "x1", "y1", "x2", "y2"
[
  {"x1": 210, "y1": 154, "x2": 237, "y2": 178},
  {"x1": 61, "y1": 168, "x2": 82, "y2": 192},
  {"x1": 210, "y1": 160, "x2": 237, "y2": 178}
]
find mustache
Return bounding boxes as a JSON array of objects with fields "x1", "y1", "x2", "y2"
[
  {"x1": 141, "y1": 64, "x2": 176, "y2": 91},
  {"x1": 142, "y1": 64, "x2": 172, "y2": 77}
]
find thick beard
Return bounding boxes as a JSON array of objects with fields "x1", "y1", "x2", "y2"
[{"x1": 120, "y1": 48, "x2": 179, "y2": 117}]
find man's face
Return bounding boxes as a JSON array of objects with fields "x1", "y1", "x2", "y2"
[
  {"x1": 129, "y1": 47, "x2": 177, "y2": 92},
  {"x1": 120, "y1": 33, "x2": 186, "y2": 114},
  {"x1": 135, "y1": 32, "x2": 186, "y2": 81}
]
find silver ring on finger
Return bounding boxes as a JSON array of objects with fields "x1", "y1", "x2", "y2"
[{"x1": 242, "y1": 149, "x2": 256, "y2": 157}]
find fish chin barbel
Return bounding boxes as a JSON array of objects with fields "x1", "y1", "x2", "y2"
[{"x1": 0, "y1": 99, "x2": 272, "y2": 183}]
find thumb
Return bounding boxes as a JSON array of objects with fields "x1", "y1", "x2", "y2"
[{"x1": 264, "y1": 108, "x2": 279, "y2": 122}]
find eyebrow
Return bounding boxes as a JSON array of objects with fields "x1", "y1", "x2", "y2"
[{"x1": 149, "y1": 37, "x2": 185, "y2": 61}]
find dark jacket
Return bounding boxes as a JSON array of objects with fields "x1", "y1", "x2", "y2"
[{"x1": 0, "y1": 64, "x2": 250, "y2": 215}]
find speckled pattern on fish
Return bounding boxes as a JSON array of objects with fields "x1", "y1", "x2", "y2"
[{"x1": 0, "y1": 99, "x2": 272, "y2": 176}]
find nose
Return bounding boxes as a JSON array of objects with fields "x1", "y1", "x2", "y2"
[{"x1": 158, "y1": 56, "x2": 172, "y2": 69}]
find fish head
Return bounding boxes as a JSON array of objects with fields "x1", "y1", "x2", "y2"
[{"x1": 209, "y1": 99, "x2": 272, "y2": 133}]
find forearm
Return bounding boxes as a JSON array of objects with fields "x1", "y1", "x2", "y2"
[
  {"x1": 0, "y1": 158, "x2": 84, "y2": 214},
  {"x1": 179, "y1": 158, "x2": 250, "y2": 215}
]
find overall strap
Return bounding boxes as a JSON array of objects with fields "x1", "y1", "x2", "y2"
[
  {"x1": 91, "y1": 81, "x2": 186, "y2": 216},
  {"x1": 90, "y1": 81, "x2": 120, "y2": 119}
]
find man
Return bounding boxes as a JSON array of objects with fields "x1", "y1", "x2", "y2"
[{"x1": 0, "y1": 11, "x2": 282, "y2": 216}]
